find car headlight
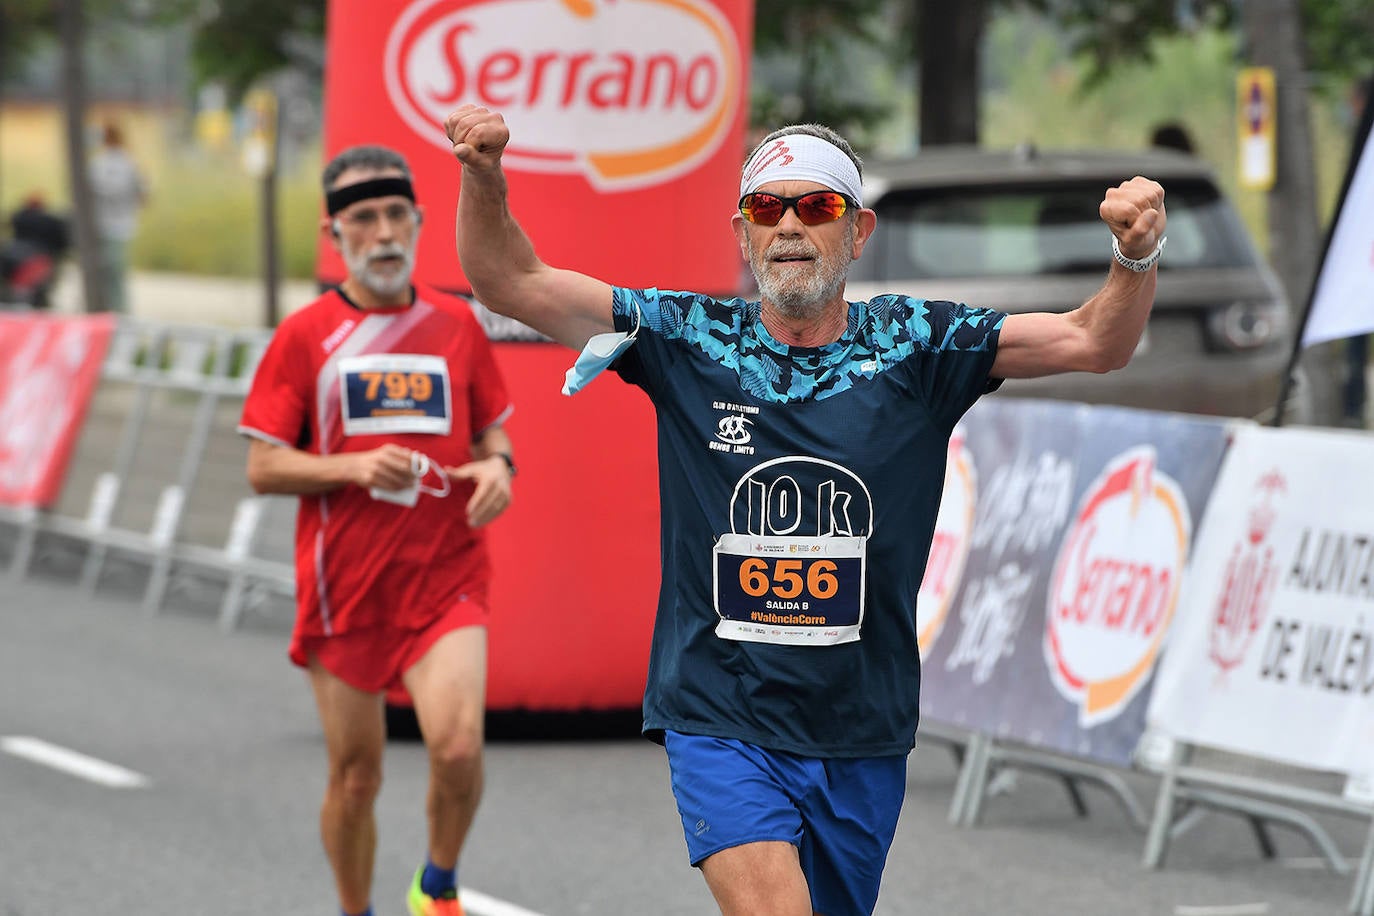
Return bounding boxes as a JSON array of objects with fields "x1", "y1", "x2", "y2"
[{"x1": 1204, "y1": 300, "x2": 1288, "y2": 351}]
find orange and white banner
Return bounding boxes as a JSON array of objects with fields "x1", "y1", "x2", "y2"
[
  {"x1": 1148, "y1": 425, "x2": 1374, "y2": 776},
  {"x1": 322, "y1": 0, "x2": 753, "y2": 297},
  {"x1": 0, "y1": 313, "x2": 115, "y2": 507}
]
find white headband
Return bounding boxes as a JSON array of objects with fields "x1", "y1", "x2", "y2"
[{"x1": 740, "y1": 134, "x2": 863, "y2": 205}]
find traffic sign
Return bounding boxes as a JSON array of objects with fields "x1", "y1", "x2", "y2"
[{"x1": 1237, "y1": 67, "x2": 1276, "y2": 191}]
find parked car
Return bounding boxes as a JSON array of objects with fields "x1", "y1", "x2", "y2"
[{"x1": 845, "y1": 145, "x2": 1309, "y2": 423}]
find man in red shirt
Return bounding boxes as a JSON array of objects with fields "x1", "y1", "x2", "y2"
[{"x1": 239, "y1": 144, "x2": 515, "y2": 916}]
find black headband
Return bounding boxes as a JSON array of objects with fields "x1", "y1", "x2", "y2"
[{"x1": 326, "y1": 176, "x2": 415, "y2": 216}]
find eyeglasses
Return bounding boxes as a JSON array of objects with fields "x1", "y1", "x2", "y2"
[
  {"x1": 738, "y1": 191, "x2": 853, "y2": 227},
  {"x1": 337, "y1": 203, "x2": 418, "y2": 230}
]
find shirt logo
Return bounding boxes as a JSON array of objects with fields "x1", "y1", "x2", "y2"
[
  {"x1": 708, "y1": 399, "x2": 760, "y2": 456},
  {"x1": 716, "y1": 414, "x2": 753, "y2": 445},
  {"x1": 321, "y1": 318, "x2": 357, "y2": 354}
]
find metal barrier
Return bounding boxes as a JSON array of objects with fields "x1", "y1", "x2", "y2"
[
  {"x1": 3, "y1": 317, "x2": 295, "y2": 627},
  {"x1": 1141, "y1": 738, "x2": 1374, "y2": 915}
]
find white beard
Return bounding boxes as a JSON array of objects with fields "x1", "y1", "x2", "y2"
[
  {"x1": 343, "y1": 239, "x2": 416, "y2": 299},
  {"x1": 748, "y1": 231, "x2": 852, "y2": 321}
]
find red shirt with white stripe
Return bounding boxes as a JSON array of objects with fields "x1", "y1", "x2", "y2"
[{"x1": 239, "y1": 284, "x2": 511, "y2": 638}]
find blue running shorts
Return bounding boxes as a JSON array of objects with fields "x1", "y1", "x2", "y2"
[{"x1": 663, "y1": 730, "x2": 907, "y2": 916}]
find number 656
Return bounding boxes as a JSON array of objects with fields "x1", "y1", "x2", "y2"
[{"x1": 738, "y1": 558, "x2": 838, "y2": 600}]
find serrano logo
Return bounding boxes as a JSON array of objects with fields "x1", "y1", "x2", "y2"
[
  {"x1": 916, "y1": 431, "x2": 975, "y2": 658},
  {"x1": 1045, "y1": 447, "x2": 1190, "y2": 726},
  {"x1": 385, "y1": 0, "x2": 741, "y2": 190},
  {"x1": 1209, "y1": 469, "x2": 1284, "y2": 674}
]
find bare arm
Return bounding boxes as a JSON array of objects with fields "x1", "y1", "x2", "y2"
[
  {"x1": 445, "y1": 424, "x2": 514, "y2": 528},
  {"x1": 469, "y1": 423, "x2": 513, "y2": 464},
  {"x1": 445, "y1": 106, "x2": 615, "y2": 350},
  {"x1": 245, "y1": 438, "x2": 416, "y2": 496},
  {"x1": 992, "y1": 176, "x2": 1166, "y2": 379}
]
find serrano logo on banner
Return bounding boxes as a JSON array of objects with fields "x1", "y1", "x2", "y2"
[
  {"x1": 1209, "y1": 469, "x2": 1284, "y2": 674},
  {"x1": 385, "y1": 0, "x2": 739, "y2": 190},
  {"x1": 917, "y1": 430, "x2": 975, "y2": 658},
  {"x1": 1046, "y1": 447, "x2": 1190, "y2": 726}
]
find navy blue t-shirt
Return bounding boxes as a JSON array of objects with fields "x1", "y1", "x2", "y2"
[{"x1": 610, "y1": 288, "x2": 1004, "y2": 758}]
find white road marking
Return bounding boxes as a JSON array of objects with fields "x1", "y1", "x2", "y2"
[
  {"x1": 1174, "y1": 904, "x2": 1271, "y2": 916},
  {"x1": 1278, "y1": 856, "x2": 1329, "y2": 870},
  {"x1": 1, "y1": 735, "x2": 150, "y2": 789},
  {"x1": 461, "y1": 887, "x2": 550, "y2": 916}
]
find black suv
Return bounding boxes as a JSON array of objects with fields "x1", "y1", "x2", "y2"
[{"x1": 845, "y1": 145, "x2": 1308, "y2": 422}]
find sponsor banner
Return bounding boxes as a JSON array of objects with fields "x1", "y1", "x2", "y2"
[
  {"x1": 1148, "y1": 425, "x2": 1374, "y2": 776},
  {"x1": 919, "y1": 398, "x2": 1084, "y2": 741},
  {"x1": 322, "y1": 0, "x2": 752, "y2": 299},
  {"x1": 482, "y1": 343, "x2": 660, "y2": 710},
  {"x1": 917, "y1": 428, "x2": 977, "y2": 657},
  {"x1": 919, "y1": 399, "x2": 1231, "y2": 767},
  {"x1": 0, "y1": 313, "x2": 115, "y2": 508}
]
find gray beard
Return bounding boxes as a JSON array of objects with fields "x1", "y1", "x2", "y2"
[
  {"x1": 749, "y1": 240, "x2": 851, "y2": 321},
  {"x1": 344, "y1": 243, "x2": 416, "y2": 299},
  {"x1": 759, "y1": 271, "x2": 844, "y2": 321}
]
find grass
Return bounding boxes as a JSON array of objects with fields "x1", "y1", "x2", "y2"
[
  {"x1": 0, "y1": 19, "x2": 1358, "y2": 279},
  {"x1": 0, "y1": 102, "x2": 323, "y2": 279}
]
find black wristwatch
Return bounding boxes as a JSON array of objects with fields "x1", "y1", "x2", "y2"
[{"x1": 493, "y1": 452, "x2": 517, "y2": 477}]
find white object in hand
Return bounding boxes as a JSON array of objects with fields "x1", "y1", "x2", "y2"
[{"x1": 369, "y1": 451, "x2": 449, "y2": 507}]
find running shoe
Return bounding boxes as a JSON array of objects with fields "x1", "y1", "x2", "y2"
[{"x1": 407, "y1": 866, "x2": 465, "y2": 916}]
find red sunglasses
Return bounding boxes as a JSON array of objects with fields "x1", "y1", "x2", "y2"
[{"x1": 738, "y1": 190, "x2": 854, "y2": 227}]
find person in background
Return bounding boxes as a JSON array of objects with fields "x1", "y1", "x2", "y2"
[
  {"x1": 239, "y1": 144, "x2": 516, "y2": 916},
  {"x1": 87, "y1": 120, "x2": 147, "y2": 313},
  {"x1": 1149, "y1": 121, "x2": 1197, "y2": 154},
  {"x1": 444, "y1": 104, "x2": 1166, "y2": 916},
  {"x1": 1, "y1": 193, "x2": 69, "y2": 308},
  {"x1": 10, "y1": 193, "x2": 70, "y2": 260}
]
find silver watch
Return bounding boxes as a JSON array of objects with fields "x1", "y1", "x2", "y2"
[{"x1": 1112, "y1": 235, "x2": 1167, "y2": 272}]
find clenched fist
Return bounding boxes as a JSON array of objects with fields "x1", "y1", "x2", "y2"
[
  {"x1": 1099, "y1": 176, "x2": 1167, "y2": 261},
  {"x1": 445, "y1": 105, "x2": 510, "y2": 173}
]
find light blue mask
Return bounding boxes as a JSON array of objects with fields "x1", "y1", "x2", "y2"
[{"x1": 562, "y1": 306, "x2": 642, "y2": 396}]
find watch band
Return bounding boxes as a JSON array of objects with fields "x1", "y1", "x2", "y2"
[
  {"x1": 1112, "y1": 235, "x2": 1167, "y2": 272},
  {"x1": 494, "y1": 452, "x2": 517, "y2": 477}
]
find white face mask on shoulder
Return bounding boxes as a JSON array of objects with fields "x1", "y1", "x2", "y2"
[{"x1": 562, "y1": 305, "x2": 642, "y2": 397}]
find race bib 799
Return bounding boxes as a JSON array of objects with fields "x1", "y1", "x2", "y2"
[{"x1": 338, "y1": 353, "x2": 452, "y2": 436}]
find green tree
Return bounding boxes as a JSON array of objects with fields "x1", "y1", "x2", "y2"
[
  {"x1": 0, "y1": 1, "x2": 56, "y2": 80},
  {"x1": 182, "y1": 0, "x2": 324, "y2": 103},
  {"x1": 751, "y1": 0, "x2": 895, "y2": 149},
  {"x1": 901, "y1": 0, "x2": 1374, "y2": 146},
  {"x1": 56, "y1": 0, "x2": 105, "y2": 311},
  {"x1": 1298, "y1": 0, "x2": 1374, "y2": 80}
]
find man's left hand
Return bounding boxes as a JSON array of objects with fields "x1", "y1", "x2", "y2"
[
  {"x1": 447, "y1": 455, "x2": 514, "y2": 527},
  {"x1": 1100, "y1": 176, "x2": 1167, "y2": 260}
]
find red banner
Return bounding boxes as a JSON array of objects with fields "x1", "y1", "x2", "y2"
[
  {"x1": 321, "y1": 0, "x2": 753, "y2": 296},
  {"x1": 0, "y1": 313, "x2": 115, "y2": 507},
  {"x1": 483, "y1": 343, "x2": 660, "y2": 710}
]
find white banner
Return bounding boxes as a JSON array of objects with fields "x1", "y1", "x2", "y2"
[
  {"x1": 1148, "y1": 425, "x2": 1374, "y2": 775},
  {"x1": 1301, "y1": 109, "x2": 1374, "y2": 346}
]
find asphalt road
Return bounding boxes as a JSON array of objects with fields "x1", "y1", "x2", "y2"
[{"x1": 1, "y1": 573, "x2": 1366, "y2": 916}]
